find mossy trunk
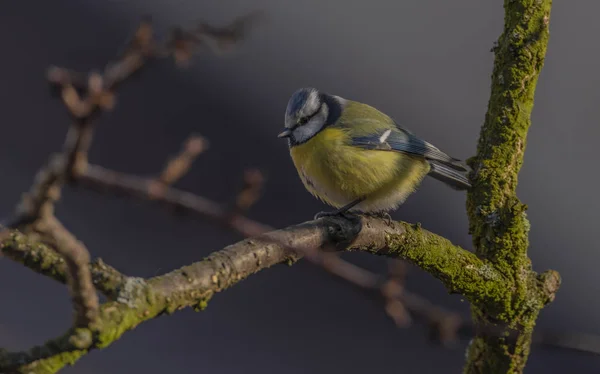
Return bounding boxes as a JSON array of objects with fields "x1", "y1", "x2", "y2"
[{"x1": 464, "y1": 1, "x2": 554, "y2": 373}]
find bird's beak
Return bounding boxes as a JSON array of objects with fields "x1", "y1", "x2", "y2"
[{"x1": 277, "y1": 129, "x2": 292, "y2": 138}]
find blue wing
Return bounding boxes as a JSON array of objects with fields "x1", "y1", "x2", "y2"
[
  {"x1": 351, "y1": 124, "x2": 471, "y2": 190},
  {"x1": 351, "y1": 125, "x2": 466, "y2": 171}
]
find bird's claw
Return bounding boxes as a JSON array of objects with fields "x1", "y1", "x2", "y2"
[
  {"x1": 313, "y1": 210, "x2": 357, "y2": 221},
  {"x1": 363, "y1": 211, "x2": 393, "y2": 226}
]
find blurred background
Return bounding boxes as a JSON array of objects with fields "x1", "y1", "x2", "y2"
[{"x1": 1, "y1": 1, "x2": 599, "y2": 373}]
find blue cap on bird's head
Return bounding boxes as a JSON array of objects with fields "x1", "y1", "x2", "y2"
[{"x1": 286, "y1": 88, "x2": 320, "y2": 120}]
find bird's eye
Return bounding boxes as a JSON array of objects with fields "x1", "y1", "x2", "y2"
[{"x1": 298, "y1": 117, "x2": 308, "y2": 125}]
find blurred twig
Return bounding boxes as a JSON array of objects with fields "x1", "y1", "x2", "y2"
[
  {"x1": 195, "y1": 11, "x2": 266, "y2": 54},
  {"x1": 31, "y1": 216, "x2": 99, "y2": 326},
  {"x1": 231, "y1": 169, "x2": 265, "y2": 215},
  {"x1": 148, "y1": 134, "x2": 208, "y2": 199},
  {"x1": 78, "y1": 163, "x2": 271, "y2": 237},
  {"x1": 3, "y1": 14, "x2": 262, "y2": 334}
]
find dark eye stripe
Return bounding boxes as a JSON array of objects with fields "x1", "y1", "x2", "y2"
[{"x1": 298, "y1": 102, "x2": 322, "y2": 125}]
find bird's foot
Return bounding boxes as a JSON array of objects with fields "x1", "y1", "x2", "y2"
[
  {"x1": 313, "y1": 210, "x2": 358, "y2": 221},
  {"x1": 363, "y1": 211, "x2": 394, "y2": 226}
]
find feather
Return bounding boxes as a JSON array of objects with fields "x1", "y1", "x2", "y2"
[
  {"x1": 352, "y1": 126, "x2": 468, "y2": 172},
  {"x1": 428, "y1": 161, "x2": 471, "y2": 190},
  {"x1": 336, "y1": 100, "x2": 471, "y2": 189}
]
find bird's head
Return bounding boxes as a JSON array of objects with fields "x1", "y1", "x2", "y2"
[{"x1": 279, "y1": 87, "x2": 342, "y2": 146}]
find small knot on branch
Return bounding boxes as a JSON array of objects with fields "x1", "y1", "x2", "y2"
[
  {"x1": 130, "y1": 18, "x2": 154, "y2": 56},
  {"x1": 538, "y1": 269, "x2": 561, "y2": 304},
  {"x1": 88, "y1": 72, "x2": 115, "y2": 111},
  {"x1": 68, "y1": 328, "x2": 93, "y2": 350}
]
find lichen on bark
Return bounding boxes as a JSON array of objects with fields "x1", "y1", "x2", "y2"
[{"x1": 464, "y1": 1, "x2": 557, "y2": 373}]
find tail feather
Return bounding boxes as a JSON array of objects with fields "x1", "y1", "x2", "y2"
[
  {"x1": 430, "y1": 157, "x2": 469, "y2": 172},
  {"x1": 428, "y1": 161, "x2": 471, "y2": 190}
]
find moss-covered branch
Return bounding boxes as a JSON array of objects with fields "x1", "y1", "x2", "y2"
[
  {"x1": 0, "y1": 215, "x2": 527, "y2": 374},
  {"x1": 464, "y1": 1, "x2": 557, "y2": 373},
  {"x1": 1, "y1": 231, "x2": 125, "y2": 300}
]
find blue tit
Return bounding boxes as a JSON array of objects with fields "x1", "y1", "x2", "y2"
[{"x1": 278, "y1": 87, "x2": 470, "y2": 218}]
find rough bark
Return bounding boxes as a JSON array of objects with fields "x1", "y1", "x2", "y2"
[{"x1": 464, "y1": 1, "x2": 556, "y2": 373}]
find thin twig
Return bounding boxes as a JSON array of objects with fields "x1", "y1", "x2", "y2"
[
  {"x1": 231, "y1": 168, "x2": 265, "y2": 215},
  {"x1": 79, "y1": 164, "x2": 271, "y2": 237},
  {"x1": 31, "y1": 217, "x2": 100, "y2": 326},
  {"x1": 149, "y1": 134, "x2": 208, "y2": 199}
]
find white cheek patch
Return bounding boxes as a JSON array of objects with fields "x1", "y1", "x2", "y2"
[
  {"x1": 292, "y1": 105, "x2": 328, "y2": 144},
  {"x1": 293, "y1": 120, "x2": 322, "y2": 143}
]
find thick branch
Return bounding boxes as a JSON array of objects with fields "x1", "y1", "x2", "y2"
[
  {"x1": 0, "y1": 216, "x2": 507, "y2": 373},
  {"x1": 150, "y1": 216, "x2": 506, "y2": 304},
  {"x1": 464, "y1": 1, "x2": 556, "y2": 373}
]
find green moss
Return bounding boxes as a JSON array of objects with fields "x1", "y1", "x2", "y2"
[
  {"x1": 463, "y1": 0, "x2": 555, "y2": 373},
  {"x1": 193, "y1": 293, "x2": 213, "y2": 312},
  {"x1": 467, "y1": 0, "x2": 551, "y2": 269},
  {"x1": 95, "y1": 306, "x2": 145, "y2": 348},
  {"x1": 1, "y1": 232, "x2": 68, "y2": 283},
  {"x1": 464, "y1": 318, "x2": 538, "y2": 374},
  {"x1": 19, "y1": 350, "x2": 87, "y2": 374},
  {"x1": 355, "y1": 222, "x2": 516, "y2": 318}
]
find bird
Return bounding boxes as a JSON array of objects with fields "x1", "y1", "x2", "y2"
[{"x1": 278, "y1": 87, "x2": 471, "y2": 220}]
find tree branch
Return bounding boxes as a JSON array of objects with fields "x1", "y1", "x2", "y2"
[
  {"x1": 464, "y1": 1, "x2": 557, "y2": 373},
  {"x1": 0, "y1": 215, "x2": 494, "y2": 373},
  {"x1": 3, "y1": 216, "x2": 504, "y2": 308},
  {"x1": 31, "y1": 217, "x2": 100, "y2": 326},
  {"x1": 0, "y1": 230, "x2": 125, "y2": 299},
  {"x1": 77, "y1": 164, "x2": 271, "y2": 237}
]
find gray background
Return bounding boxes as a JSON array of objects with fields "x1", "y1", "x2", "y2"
[{"x1": 0, "y1": 1, "x2": 598, "y2": 373}]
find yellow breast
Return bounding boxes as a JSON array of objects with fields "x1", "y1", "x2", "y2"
[{"x1": 289, "y1": 127, "x2": 430, "y2": 211}]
